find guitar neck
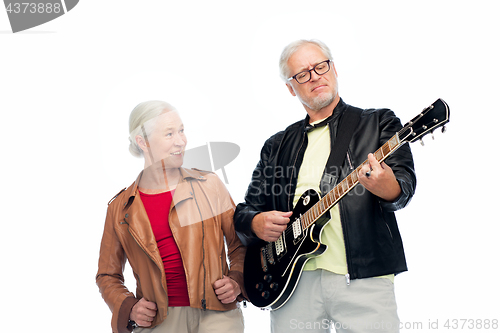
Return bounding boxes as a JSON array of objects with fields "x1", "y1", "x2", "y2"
[{"x1": 301, "y1": 132, "x2": 404, "y2": 230}]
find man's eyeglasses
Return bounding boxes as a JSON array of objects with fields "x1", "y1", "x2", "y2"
[{"x1": 287, "y1": 60, "x2": 333, "y2": 84}]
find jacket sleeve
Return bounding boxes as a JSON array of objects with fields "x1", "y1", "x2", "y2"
[
  {"x1": 214, "y1": 175, "x2": 248, "y2": 300},
  {"x1": 377, "y1": 109, "x2": 417, "y2": 212},
  {"x1": 96, "y1": 203, "x2": 139, "y2": 333},
  {"x1": 234, "y1": 133, "x2": 283, "y2": 245}
]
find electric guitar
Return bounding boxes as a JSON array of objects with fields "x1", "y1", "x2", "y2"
[{"x1": 244, "y1": 98, "x2": 450, "y2": 309}]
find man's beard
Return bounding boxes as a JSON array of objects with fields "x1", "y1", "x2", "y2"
[
  {"x1": 297, "y1": 81, "x2": 339, "y2": 112},
  {"x1": 299, "y1": 91, "x2": 335, "y2": 111}
]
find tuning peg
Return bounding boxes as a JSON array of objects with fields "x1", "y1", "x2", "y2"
[
  {"x1": 441, "y1": 126, "x2": 447, "y2": 134},
  {"x1": 420, "y1": 138, "x2": 425, "y2": 146}
]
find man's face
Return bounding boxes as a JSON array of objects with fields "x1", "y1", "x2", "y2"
[{"x1": 286, "y1": 44, "x2": 339, "y2": 113}]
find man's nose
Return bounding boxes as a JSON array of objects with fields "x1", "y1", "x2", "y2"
[{"x1": 310, "y1": 70, "x2": 322, "y2": 82}]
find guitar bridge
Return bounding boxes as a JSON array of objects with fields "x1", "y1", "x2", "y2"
[
  {"x1": 265, "y1": 242, "x2": 275, "y2": 265},
  {"x1": 260, "y1": 247, "x2": 268, "y2": 272}
]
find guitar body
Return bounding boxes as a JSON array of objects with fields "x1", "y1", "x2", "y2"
[{"x1": 244, "y1": 189, "x2": 330, "y2": 309}]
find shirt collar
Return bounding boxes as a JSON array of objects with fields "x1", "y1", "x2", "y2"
[{"x1": 304, "y1": 98, "x2": 347, "y2": 132}]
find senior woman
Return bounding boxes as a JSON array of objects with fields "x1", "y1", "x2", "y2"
[{"x1": 96, "y1": 101, "x2": 246, "y2": 333}]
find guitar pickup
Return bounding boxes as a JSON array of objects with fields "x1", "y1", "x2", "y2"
[
  {"x1": 275, "y1": 235, "x2": 285, "y2": 256},
  {"x1": 292, "y1": 216, "x2": 303, "y2": 245}
]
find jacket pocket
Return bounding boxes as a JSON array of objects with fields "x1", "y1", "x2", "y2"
[{"x1": 379, "y1": 204, "x2": 394, "y2": 241}]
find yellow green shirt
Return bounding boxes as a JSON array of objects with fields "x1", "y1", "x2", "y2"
[{"x1": 293, "y1": 120, "x2": 393, "y2": 282}]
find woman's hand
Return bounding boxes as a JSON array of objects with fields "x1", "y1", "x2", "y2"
[
  {"x1": 130, "y1": 298, "x2": 157, "y2": 327},
  {"x1": 213, "y1": 275, "x2": 241, "y2": 304}
]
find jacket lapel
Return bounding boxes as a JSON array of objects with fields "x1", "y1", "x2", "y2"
[{"x1": 121, "y1": 174, "x2": 162, "y2": 267}]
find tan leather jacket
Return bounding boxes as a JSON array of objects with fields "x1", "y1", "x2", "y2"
[{"x1": 96, "y1": 168, "x2": 246, "y2": 333}]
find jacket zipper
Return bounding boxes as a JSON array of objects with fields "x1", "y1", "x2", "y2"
[
  {"x1": 220, "y1": 255, "x2": 224, "y2": 278},
  {"x1": 343, "y1": 152, "x2": 354, "y2": 285},
  {"x1": 201, "y1": 219, "x2": 207, "y2": 310},
  {"x1": 190, "y1": 181, "x2": 207, "y2": 310},
  {"x1": 338, "y1": 201, "x2": 352, "y2": 286}
]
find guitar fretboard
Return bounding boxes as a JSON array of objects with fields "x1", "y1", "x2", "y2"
[{"x1": 300, "y1": 133, "x2": 403, "y2": 229}]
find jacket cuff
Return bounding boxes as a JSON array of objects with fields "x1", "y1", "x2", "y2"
[
  {"x1": 234, "y1": 210, "x2": 260, "y2": 246},
  {"x1": 379, "y1": 179, "x2": 411, "y2": 212},
  {"x1": 228, "y1": 270, "x2": 247, "y2": 300},
  {"x1": 116, "y1": 296, "x2": 140, "y2": 333}
]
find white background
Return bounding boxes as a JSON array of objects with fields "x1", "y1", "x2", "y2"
[{"x1": 1, "y1": 1, "x2": 499, "y2": 332}]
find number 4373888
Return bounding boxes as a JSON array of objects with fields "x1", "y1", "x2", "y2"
[
  {"x1": 6, "y1": 3, "x2": 62, "y2": 14},
  {"x1": 444, "y1": 319, "x2": 498, "y2": 330}
]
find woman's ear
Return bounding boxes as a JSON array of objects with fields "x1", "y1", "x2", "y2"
[{"x1": 136, "y1": 135, "x2": 149, "y2": 153}]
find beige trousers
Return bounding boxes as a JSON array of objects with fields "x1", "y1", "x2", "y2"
[
  {"x1": 271, "y1": 270, "x2": 400, "y2": 333},
  {"x1": 134, "y1": 306, "x2": 244, "y2": 333}
]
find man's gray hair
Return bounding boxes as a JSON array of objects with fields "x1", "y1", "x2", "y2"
[{"x1": 279, "y1": 39, "x2": 333, "y2": 82}]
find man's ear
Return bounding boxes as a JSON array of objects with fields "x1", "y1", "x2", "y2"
[
  {"x1": 286, "y1": 82, "x2": 296, "y2": 97},
  {"x1": 332, "y1": 62, "x2": 338, "y2": 78}
]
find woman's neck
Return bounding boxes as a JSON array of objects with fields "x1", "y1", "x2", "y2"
[{"x1": 140, "y1": 160, "x2": 181, "y2": 193}]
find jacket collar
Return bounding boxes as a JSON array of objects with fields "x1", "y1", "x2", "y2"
[
  {"x1": 303, "y1": 97, "x2": 347, "y2": 132},
  {"x1": 122, "y1": 167, "x2": 208, "y2": 209}
]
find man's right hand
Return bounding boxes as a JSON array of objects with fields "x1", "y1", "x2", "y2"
[
  {"x1": 251, "y1": 211, "x2": 292, "y2": 242},
  {"x1": 130, "y1": 298, "x2": 157, "y2": 327}
]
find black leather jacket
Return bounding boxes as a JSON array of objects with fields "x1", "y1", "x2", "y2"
[{"x1": 234, "y1": 99, "x2": 416, "y2": 280}]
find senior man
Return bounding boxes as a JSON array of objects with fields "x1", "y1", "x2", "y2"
[{"x1": 235, "y1": 39, "x2": 416, "y2": 333}]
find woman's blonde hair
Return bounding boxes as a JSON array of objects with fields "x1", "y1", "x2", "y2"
[{"x1": 128, "y1": 100, "x2": 176, "y2": 157}]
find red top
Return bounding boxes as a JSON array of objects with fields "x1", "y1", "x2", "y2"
[{"x1": 139, "y1": 190, "x2": 190, "y2": 306}]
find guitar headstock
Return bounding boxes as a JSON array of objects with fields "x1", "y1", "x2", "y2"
[{"x1": 399, "y1": 98, "x2": 450, "y2": 144}]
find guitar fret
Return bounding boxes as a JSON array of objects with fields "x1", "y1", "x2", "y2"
[
  {"x1": 374, "y1": 149, "x2": 383, "y2": 161},
  {"x1": 351, "y1": 171, "x2": 358, "y2": 183},
  {"x1": 346, "y1": 174, "x2": 352, "y2": 188},
  {"x1": 327, "y1": 192, "x2": 335, "y2": 208},
  {"x1": 302, "y1": 211, "x2": 311, "y2": 229},
  {"x1": 382, "y1": 143, "x2": 390, "y2": 157},
  {"x1": 342, "y1": 180, "x2": 348, "y2": 193},
  {"x1": 303, "y1": 212, "x2": 309, "y2": 228},
  {"x1": 388, "y1": 135, "x2": 400, "y2": 150}
]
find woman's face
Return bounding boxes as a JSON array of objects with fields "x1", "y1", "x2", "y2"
[{"x1": 143, "y1": 110, "x2": 187, "y2": 169}]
